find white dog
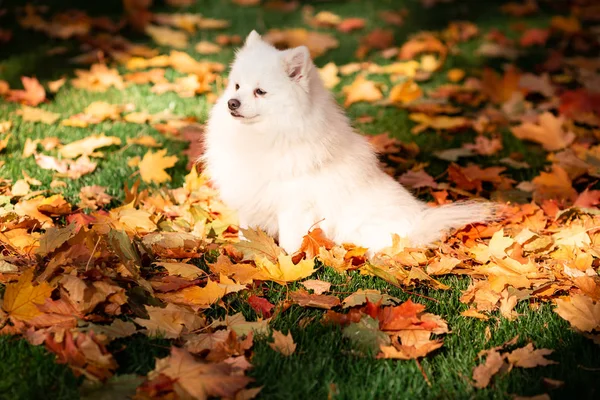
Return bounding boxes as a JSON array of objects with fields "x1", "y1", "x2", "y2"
[{"x1": 203, "y1": 30, "x2": 495, "y2": 255}]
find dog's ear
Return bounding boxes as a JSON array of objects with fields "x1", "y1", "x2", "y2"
[
  {"x1": 244, "y1": 30, "x2": 262, "y2": 47},
  {"x1": 282, "y1": 46, "x2": 311, "y2": 90}
]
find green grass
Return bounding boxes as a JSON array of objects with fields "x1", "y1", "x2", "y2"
[{"x1": 1, "y1": 0, "x2": 599, "y2": 399}]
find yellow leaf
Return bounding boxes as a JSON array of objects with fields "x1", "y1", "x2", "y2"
[
  {"x1": 318, "y1": 62, "x2": 340, "y2": 89},
  {"x1": 155, "y1": 262, "x2": 204, "y2": 279},
  {"x1": 2, "y1": 268, "x2": 53, "y2": 321},
  {"x1": 554, "y1": 294, "x2": 600, "y2": 332},
  {"x1": 145, "y1": 25, "x2": 189, "y2": 49},
  {"x1": 342, "y1": 75, "x2": 383, "y2": 107},
  {"x1": 157, "y1": 279, "x2": 227, "y2": 308},
  {"x1": 511, "y1": 112, "x2": 575, "y2": 152},
  {"x1": 447, "y1": 68, "x2": 465, "y2": 82},
  {"x1": 488, "y1": 228, "x2": 515, "y2": 259},
  {"x1": 138, "y1": 149, "x2": 178, "y2": 184},
  {"x1": 59, "y1": 134, "x2": 121, "y2": 159},
  {"x1": 552, "y1": 225, "x2": 591, "y2": 248},
  {"x1": 16, "y1": 106, "x2": 60, "y2": 124},
  {"x1": 194, "y1": 41, "x2": 221, "y2": 54},
  {"x1": 269, "y1": 330, "x2": 296, "y2": 356},
  {"x1": 389, "y1": 80, "x2": 422, "y2": 105},
  {"x1": 255, "y1": 254, "x2": 317, "y2": 284}
]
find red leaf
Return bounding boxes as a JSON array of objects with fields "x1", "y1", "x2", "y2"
[
  {"x1": 519, "y1": 28, "x2": 549, "y2": 47},
  {"x1": 337, "y1": 18, "x2": 365, "y2": 33},
  {"x1": 247, "y1": 295, "x2": 274, "y2": 318}
]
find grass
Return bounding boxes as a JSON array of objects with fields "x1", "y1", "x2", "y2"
[{"x1": 1, "y1": 0, "x2": 599, "y2": 399}]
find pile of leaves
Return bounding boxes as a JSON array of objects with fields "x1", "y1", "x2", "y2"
[{"x1": 1, "y1": 0, "x2": 600, "y2": 398}]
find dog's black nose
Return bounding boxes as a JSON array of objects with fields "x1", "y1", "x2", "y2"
[{"x1": 228, "y1": 99, "x2": 241, "y2": 110}]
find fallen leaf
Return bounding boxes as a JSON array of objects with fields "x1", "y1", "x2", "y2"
[
  {"x1": 511, "y1": 112, "x2": 575, "y2": 152},
  {"x1": 145, "y1": 24, "x2": 188, "y2": 48},
  {"x1": 269, "y1": 330, "x2": 296, "y2": 356},
  {"x1": 138, "y1": 149, "x2": 179, "y2": 184},
  {"x1": 554, "y1": 294, "x2": 600, "y2": 332},
  {"x1": 300, "y1": 228, "x2": 335, "y2": 259},
  {"x1": 342, "y1": 75, "x2": 383, "y2": 107},
  {"x1": 290, "y1": 289, "x2": 340, "y2": 309},
  {"x1": 301, "y1": 279, "x2": 331, "y2": 295},
  {"x1": 2, "y1": 269, "x2": 53, "y2": 322},
  {"x1": 505, "y1": 343, "x2": 557, "y2": 368},
  {"x1": 472, "y1": 349, "x2": 505, "y2": 388},
  {"x1": 6, "y1": 76, "x2": 46, "y2": 106},
  {"x1": 60, "y1": 134, "x2": 121, "y2": 159},
  {"x1": 150, "y1": 347, "x2": 251, "y2": 398},
  {"x1": 16, "y1": 106, "x2": 60, "y2": 124}
]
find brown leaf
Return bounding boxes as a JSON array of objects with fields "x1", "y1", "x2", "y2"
[
  {"x1": 150, "y1": 347, "x2": 251, "y2": 398},
  {"x1": 472, "y1": 349, "x2": 505, "y2": 388},
  {"x1": 511, "y1": 112, "x2": 575, "y2": 152},
  {"x1": 505, "y1": 343, "x2": 557, "y2": 368},
  {"x1": 290, "y1": 289, "x2": 340, "y2": 309},
  {"x1": 342, "y1": 75, "x2": 383, "y2": 107},
  {"x1": 269, "y1": 330, "x2": 296, "y2": 356},
  {"x1": 300, "y1": 279, "x2": 331, "y2": 295}
]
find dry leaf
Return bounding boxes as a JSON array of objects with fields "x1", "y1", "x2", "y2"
[
  {"x1": 269, "y1": 330, "x2": 296, "y2": 356},
  {"x1": 138, "y1": 149, "x2": 179, "y2": 184}
]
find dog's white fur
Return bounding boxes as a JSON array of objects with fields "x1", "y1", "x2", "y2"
[{"x1": 203, "y1": 31, "x2": 495, "y2": 254}]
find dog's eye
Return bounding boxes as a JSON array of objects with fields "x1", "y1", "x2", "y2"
[
  {"x1": 235, "y1": 83, "x2": 240, "y2": 90},
  {"x1": 254, "y1": 88, "x2": 266, "y2": 96}
]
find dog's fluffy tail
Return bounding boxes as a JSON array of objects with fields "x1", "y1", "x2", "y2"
[{"x1": 410, "y1": 201, "x2": 499, "y2": 245}]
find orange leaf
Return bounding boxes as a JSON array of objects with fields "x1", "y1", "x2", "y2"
[{"x1": 300, "y1": 228, "x2": 335, "y2": 259}]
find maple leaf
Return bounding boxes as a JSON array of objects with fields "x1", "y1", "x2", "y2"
[
  {"x1": 342, "y1": 289, "x2": 399, "y2": 308},
  {"x1": 6, "y1": 76, "x2": 46, "y2": 106},
  {"x1": 378, "y1": 335, "x2": 443, "y2": 360},
  {"x1": 145, "y1": 24, "x2": 188, "y2": 48},
  {"x1": 35, "y1": 223, "x2": 78, "y2": 255},
  {"x1": 150, "y1": 347, "x2": 251, "y2": 398},
  {"x1": 234, "y1": 227, "x2": 283, "y2": 263},
  {"x1": 263, "y1": 28, "x2": 339, "y2": 58},
  {"x1": 318, "y1": 62, "x2": 340, "y2": 89},
  {"x1": 337, "y1": 18, "x2": 365, "y2": 33},
  {"x1": 398, "y1": 32, "x2": 446, "y2": 60},
  {"x1": 511, "y1": 112, "x2": 575, "y2": 152},
  {"x1": 520, "y1": 28, "x2": 549, "y2": 47},
  {"x1": 409, "y1": 113, "x2": 470, "y2": 134},
  {"x1": 155, "y1": 262, "x2": 204, "y2": 279},
  {"x1": 255, "y1": 254, "x2": 317, "y2": 284},
  {"x1": 16, "y1": 105, "x2": 60, "y2": 124},
  {"x1": 60, "y1": 134, "x2": 121, "y2": 159},
  {"x1": 45, "y1": 330, "x2": 117, "y2": 381},
  {"x1": 505, "y1": 343, "x2": 557, "y2": 368},
  {"x1": 269, "y1": 330, "x2": 296, "y2": 356},
  {"x1": 554, "y1": 294, "x2": 600, "y2": 332},
  {"x1": 72, "y1": 64, "x2": 125, "y2": 92},
  {"x1": 398, "y1": 169, "x2": 438, "y2": 190},
  {"x1": 299, "y1": 228, "x2": 335, "y2": 259},
  {"x1": 247, "y1": 295, "x2": 275, "y2": 318},
  {"x1": 290, "y1": 289, "x2": 340, "y2": 309},
  {"x1": 343, "y1": 316, "x2": 391, "y2": 355},
  {"x1": 138, "y1": 149, "x2": 179, "y2": 184},
  {"x1": 342, "y1": 75, "x2": 383, "y2": 107},
  {"x1": 389, "y1": 80, "x2": 422, "y2": 105},
  {"x1": 300, "y1": 279, "x2": 331, "y2": 295},
  {"x1": 532, "y1": 165, "x2": 577, "y2": 205},
  {"x1": 1, "y1": 268, "x2": 53, "y2": 321},
  {"x1": 157, "y1": 279, "x2": 228, "y2": 309},
  {"x1": 135, "y1": 303, "x2": 204, "y2": 339},
  {"x1": 472, "y1": 349, "x2": 505, "y2": 388}
]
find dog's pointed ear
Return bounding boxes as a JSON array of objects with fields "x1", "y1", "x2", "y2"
[
  {"x1": 282, "y1": 46, "x2": 311, "y2": 88},
  {"x1": 244, "y1": 30, "x2": 262, "y2": 47}
]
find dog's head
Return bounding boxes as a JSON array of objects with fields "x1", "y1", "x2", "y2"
[{"x1": 224, "y1": 30, "x2": 314, "y2": 124}]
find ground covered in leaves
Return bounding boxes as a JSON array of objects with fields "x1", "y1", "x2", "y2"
[{"x1": 1, "y1": 0, "x2": 600, "y2": 399}]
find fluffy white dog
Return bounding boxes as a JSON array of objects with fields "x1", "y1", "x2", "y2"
[{"x1": 203, "y1": 31, "x2": 495, "y2": 255}]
